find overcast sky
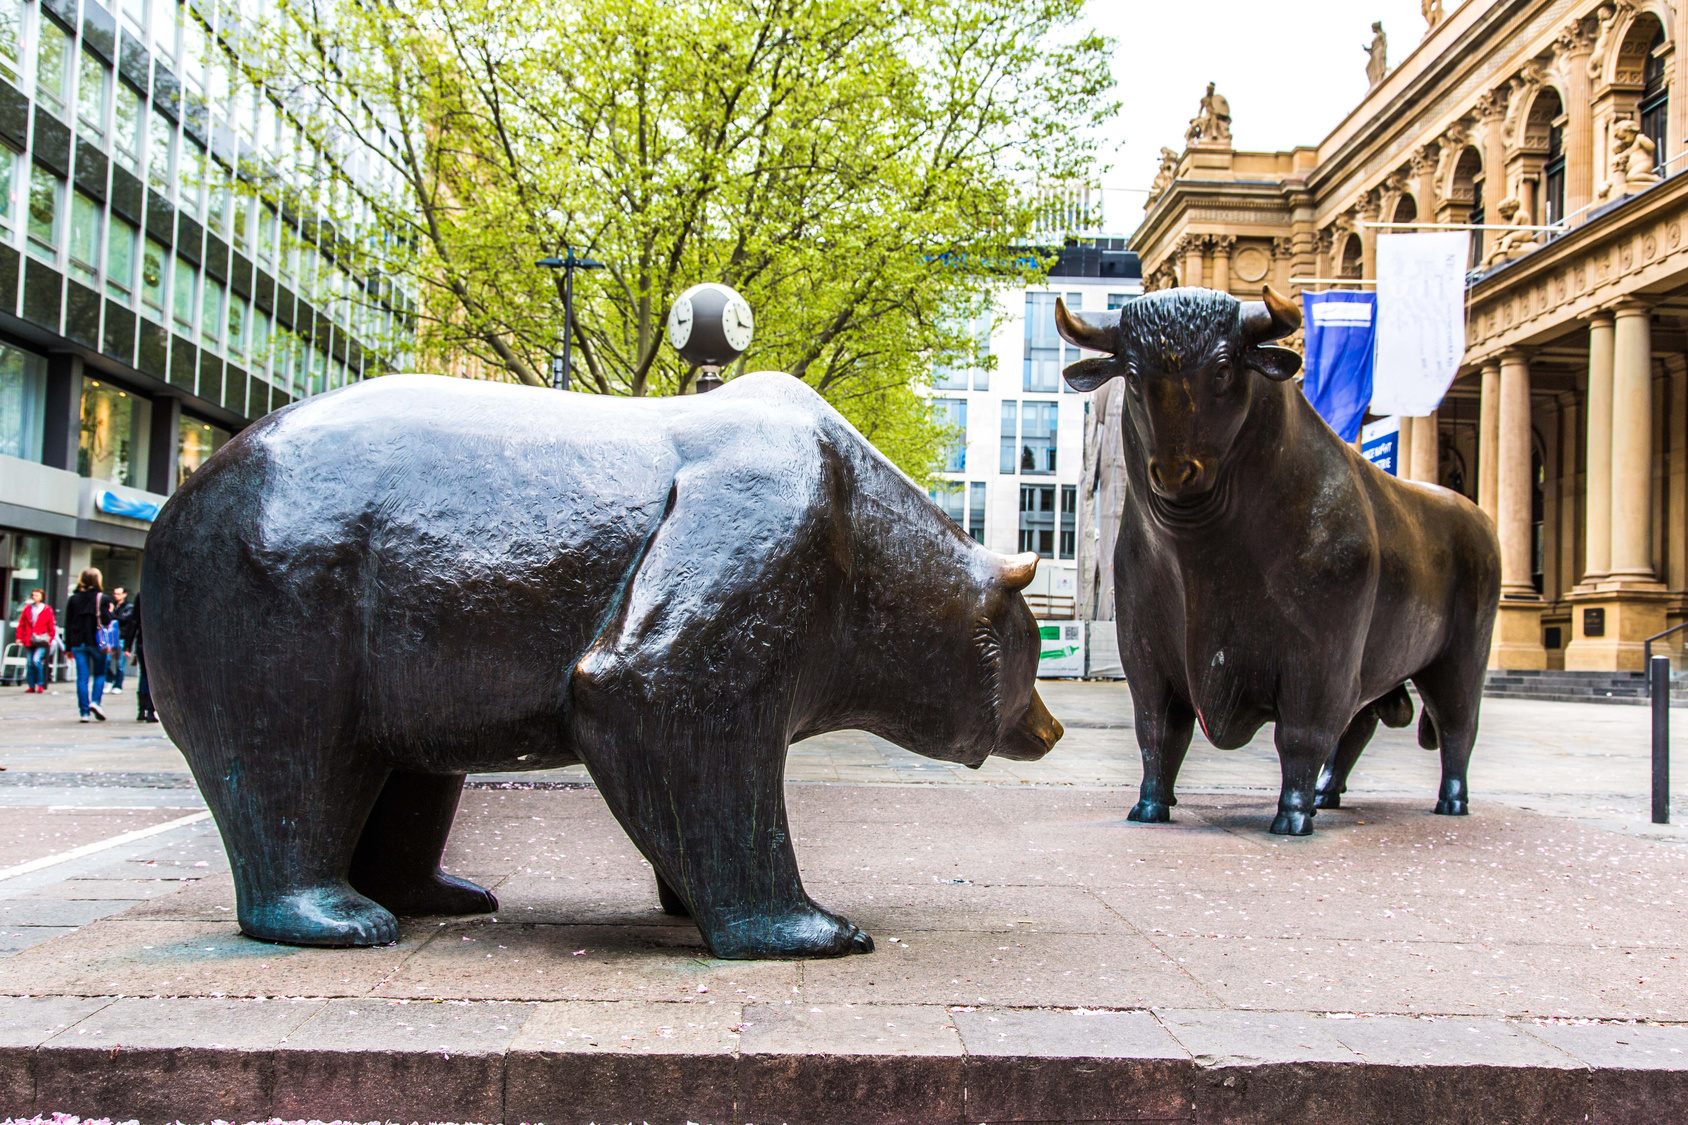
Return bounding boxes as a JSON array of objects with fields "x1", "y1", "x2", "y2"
[{"x1": 1083, "y1": 0, "x2": 1453, "y2": 229}]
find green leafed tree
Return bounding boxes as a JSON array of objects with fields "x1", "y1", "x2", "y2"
[{"x1": 244, "y1": 0, "x2": 1114, "y2": 477}]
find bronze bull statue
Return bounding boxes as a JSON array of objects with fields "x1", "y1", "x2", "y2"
[
  {"x1": 1056, "y1": 286, "x2": 1500, "y2": 835},
  {"x1": 142, "y1": 371, "x2": 1061, "y2": 953}
]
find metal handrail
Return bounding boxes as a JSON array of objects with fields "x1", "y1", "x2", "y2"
[{"x1": 1642, "y1": 620, "x2": 1688, "y2": 687}]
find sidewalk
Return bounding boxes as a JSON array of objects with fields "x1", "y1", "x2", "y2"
[{"x1": 1, "y1": 681, "x2": 1686, "y2": 1122}]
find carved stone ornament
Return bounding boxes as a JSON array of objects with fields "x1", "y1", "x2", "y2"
[
  {"x1": 1422, "y1": 0, "x2": 1444, "y2": 29},
  {"x1": 1147, "y1": 146, "x2": 1180, "y2": 206},
  {"x1": 1483, "y1": 196, "x2": 1537, "y2": 266},
  {"x1": 1588, "y1": 2, "x2": 1635, "y2": 82},
  {"x1": 141, "y1": 373, "x2": 1064, "y2": 953},
  {"x1": 1601, "y1": 117, "x2": 1660, "y2": 199}
]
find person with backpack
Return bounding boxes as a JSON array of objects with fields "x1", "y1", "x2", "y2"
[
  {"x1": 107, "y1": 586, "x2": 134, "y2": 693},
  {"x1": 64, "y1": 568, "x2": 114, "y2": 721},
  {"x1": 14, "y1": 589, "x2": 54, "y2": 694}
]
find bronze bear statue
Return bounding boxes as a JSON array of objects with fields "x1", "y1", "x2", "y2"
[{"x1": 142, "y1": 372, "x2": 1062, "y2": 956}]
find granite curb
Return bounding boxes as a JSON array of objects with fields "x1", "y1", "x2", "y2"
[{"x1": 1, "y1": 995, "x2": 1685, "y2": 1124}]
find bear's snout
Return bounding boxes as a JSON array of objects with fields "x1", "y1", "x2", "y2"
[{"x1": 994, "y1": 689, "x2": 1063, "y2": 761}]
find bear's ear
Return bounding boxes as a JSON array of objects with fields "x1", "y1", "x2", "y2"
[
  {"x1": 1248, "y1": 345, "x2": 1302, "y2": 382},
  {"x1": 998, "y1": 551, "x2": 1038, "y2": 590}
]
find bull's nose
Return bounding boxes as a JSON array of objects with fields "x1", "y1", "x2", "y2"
[{"x1": 1149, "y1": 458, "x2": 1202, "y2": 491}]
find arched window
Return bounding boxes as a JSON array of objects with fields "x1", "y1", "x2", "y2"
[
  {"x1": 1544, "y1": 118, "x2": 1566, "y2": 224},
  {"x1": 1393, "y1": 194, "x2": 1418, "y2": 225},
  {"x1": 1339, "y1": 233, "x2": 1363, "y2": 279},
  {"x1": 1641, "y1": 25, "x2": 1668, "y2": 164}
]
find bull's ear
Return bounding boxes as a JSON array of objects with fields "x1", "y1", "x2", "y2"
[
  {"x1": 1054, "y1": 298, "x2": 1120, "y2": 354},
  {"x1": 1248, "y1": 345, "x2": 1302, "y2": 381},
  {"x1": 1240, "y1": 284, "x2": 1301, "y2": 345},
  {"x1": 1062, "y1": 355, "x2": 1121, "y2": 392}
]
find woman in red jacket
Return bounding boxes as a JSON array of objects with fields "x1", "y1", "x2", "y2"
[{"x1": 15, "y1": 588, "x2": 55, "y2": 693}]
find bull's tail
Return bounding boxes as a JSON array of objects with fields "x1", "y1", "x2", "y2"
[
  {"x1": 1375, "y1": 684, "x2": 1414, "y2": 728},
  {"x1": 1418, "y1": 710, "x2": 1439, "y2": 750}
]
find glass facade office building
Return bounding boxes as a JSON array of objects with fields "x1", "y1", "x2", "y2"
[{"x1": 0, "y1": 0, "x2": 407, "y2": 636}]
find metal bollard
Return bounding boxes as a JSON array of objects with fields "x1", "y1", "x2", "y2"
[{"x1": 1652, "y1": 654, "x2": 1671, "y2": 825}]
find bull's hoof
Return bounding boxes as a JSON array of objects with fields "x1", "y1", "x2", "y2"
[
  {"x1": 1270, "y1": 810, "x2": 1316, "y2": 836},
  {"x1": 1128, "y1": 799, "x2": 1172, "y2": 823},
  {"x1": 240, "y1": 885, "x2": 399, "y2": 947},
  {"x1": 368, "y1": 872, "x2": 498, "y2": 918},
  {"x1": 705, "y1": 907, "x2": 873, "y2": 959},
  {"x1": 1314, "y1": 788, "x2": 1342, "y2": 810},
  {"x1": 1435, "y1": 779, "x2": 1469, "y2": 816},
  {"x1": 1434, "y1": 797, "x2": 1469, "y2": 816}
]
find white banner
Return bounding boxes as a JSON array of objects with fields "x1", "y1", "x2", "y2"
[{"x1": 1372, "y1": 232, "x2": 1469, "y2": 417}]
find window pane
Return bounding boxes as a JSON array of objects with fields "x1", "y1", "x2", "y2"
[
  {"x1": 79, "y1": 378, "x2": 149, "y2": 487},
  {"x1": 172, "y1": 254, "x2": 194, "y2": 327},
  {"x1": 1023, "y1": 293, "x2": 1060, "y2": 393},
  {"x1": 68, "y1": 191, "x2": 99, "y2": 284},
  {"x1": 0, "y1": 0, "x2": 23, "y2": 83},
  {"x1": 201, "y1": 274, "x2": 223, "y2": 344},
  {"x1": 0, "y1": 149, "x2": 13, "y2": 226},
  {"x1": 0, "y1": 343, "x2": 47, "y2": 461},
  {"x1": 141, "y1": 238, "x2": 165, "y2": 315},
  {"x1": 227, "y1": 295, "x2": 246, "y2": 355},
  {"x1": 77, "y1": 51, "x2": 107, "y2": 139},
  {"x1": 27, "y1": 167, "x2": 59, "y2": 252},
  {"x1": 148, "y1": 110, "x2": 172, "y2": 187},
  {"x1": 176, "y1": 415, "x2": 229, "y2": 487},
  {"x1": 999, "y1": 400, "x2": 1017, "y2": 474},
  {"x1": 106, "y1": 213, "x2": 136, "y2": 297},
  {"x1": 1019, "y1": 401, "x2": 1058, "y2": 475},
  {"x1": 113, "y1": 83, "x2": 142, "y2": 169},
  {"x1": 151, "y1": 0, "x2": 177, "y2": 60},
  {"x1": 968, "y1": 482, "x2": 986, "y2": 543},
  {"x1": 36, "y1": 18, "x2": 68, "y2": 114},
  {"x1": 935, "y1": 397, "x2": 966, "y2": 473}
]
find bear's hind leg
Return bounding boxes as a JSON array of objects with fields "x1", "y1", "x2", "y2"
[
  {"x1": 195, "y1": 747, "x2": 399, "y2": 947},
  {"x1": 349, "y1": 772, "x2": 498, "y2": 917}
]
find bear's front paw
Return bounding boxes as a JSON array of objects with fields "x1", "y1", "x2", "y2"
[
  {"x1": 370, "y1": 872, "x2": 498, "y2": 918},
  {"x1": 240, "y1": 885, "x2": 399, "y2": 947},
  {"x1": 705, "y1": 905, "x2": 873, "y2": 959}
]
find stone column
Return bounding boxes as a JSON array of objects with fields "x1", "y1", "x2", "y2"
[
  {"x1": 1478, "y1": 360, "x2": 1501, "y2": 521},
  {"x1": 1491, "y1": 349, "x2": 1547, "y2": 669},
  {"x1": 1211, "y1": 236, "x2": 1234, "y2": 295},
  {"x1": 1567, "y1": 301, "x2": 1670, "y2": 670},
  {"x1": 1559, "y1": 27, "x2": 1597, "y2": 218},
  {"x1": 1610, "y1": 300, "x2": 1655, "y2": 583},
  {"x1": 1583, "y1": 311, "x2": 1614, "y2": 581},
  {"x1": 1410, "y1": 410, "x2": 1439, "y2": 483},
  {"x1": 1497, "y1": 351, "x2": 1536, "y2": 599}
]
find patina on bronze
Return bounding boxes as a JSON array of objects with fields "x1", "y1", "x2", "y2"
[
  {"x1": 142, "y1": 372, "x2": 1061, "y2": 953},
  {"x1": 1056, "y1": 286, "x2": 1500, "y2": 835}
]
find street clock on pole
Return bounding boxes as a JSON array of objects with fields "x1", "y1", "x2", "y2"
[{"x1": 668, "y1": 283, "x2": 754, "y2": 390}]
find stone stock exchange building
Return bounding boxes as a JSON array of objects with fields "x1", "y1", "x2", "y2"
[{"x1": 1134, "y1": 0, "x2": 1688, "y2": 676}]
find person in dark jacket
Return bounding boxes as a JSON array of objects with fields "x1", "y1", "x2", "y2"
[
  {"x1": 108, "y1": 586, "x2": 135, "y2": 693},
  {"x1": 64, "y1": 568, "x2": 114, "y2": 722},
  {"x1": 130, "y1": 590, "x2": 155, "y2": 722}
]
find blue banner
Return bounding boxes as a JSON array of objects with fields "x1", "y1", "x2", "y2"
[
  {"x1": 1360, "y1": 416, "x2": 1400, "y2": 476},
  {"x1": 1301, "y1": 291, "x2": 1377, "y2": 442}
]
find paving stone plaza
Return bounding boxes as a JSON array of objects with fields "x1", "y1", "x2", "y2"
[{"x1": 0, "y1": 681, "x2": 1685, "y2": 1122}]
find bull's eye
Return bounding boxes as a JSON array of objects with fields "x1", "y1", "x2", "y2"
[
  {"x1": 1125, "y1": 369, "x2": 1143, "y2": 398},
  {"x1": 1213, "y1": 361, "x2": 1234, "y2": 394}
]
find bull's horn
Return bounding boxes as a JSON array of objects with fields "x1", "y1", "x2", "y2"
[
  {"x1": 1054, "y1": 298, "x2": 1120, "y2": 354},
  {"x1": 1240, "y1": 284, "x2": 1301, "y2": 344},
  {"x1": 999, "y1": 551, "x2": 1039, "y2": 591}
]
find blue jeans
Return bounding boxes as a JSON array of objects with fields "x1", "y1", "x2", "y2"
[
  {"x1": 72, "y1": 645, "x2": 105, "y2": 715},
  {"x1": 107, "y1": 648, "x2": 126, "y2": 689},
  {"x1": 25, "y1": 645, "x2": 48, "y2": 689}
]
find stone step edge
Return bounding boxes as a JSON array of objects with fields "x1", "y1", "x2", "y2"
[{"x1": 1, "y1": 995, "x2": 1685, "y2": 1125}]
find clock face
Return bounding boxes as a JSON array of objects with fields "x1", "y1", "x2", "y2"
[
  {"x1": 723, "y1": 297, "x2": 754, "y2": 351},
  {"x1": 668, "y1": 295, "x2": 695, "y2": 349}
]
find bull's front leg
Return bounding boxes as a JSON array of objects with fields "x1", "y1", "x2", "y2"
[
  {"x1": 1128, "y1": 689, "x2": 1196, "y2": 823},
  {"x1": 1272, "y1": 723, "x2": 1341, "y2": 835}
]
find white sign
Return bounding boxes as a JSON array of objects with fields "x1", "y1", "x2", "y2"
[
  {"x1": 1037, "y1": 621, "x2": 1086, "y2": 678},
  {"x1": 1372, "y1": 232, "x2": 1469, "y2": 416},
  {"x1": 1360, "y1": 415, "x2": 1401, "y2": 476}
]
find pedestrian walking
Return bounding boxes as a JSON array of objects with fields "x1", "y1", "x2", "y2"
[
  {"x1": 107, "y1": 586, "x2": 133, "y2": 693},
  {"x1": 114, "y1": 586, "x2": 138, "y2": 694},
  {"x1": 64, "y1": 568, "x2": 114, "y2": 722},
  {"x1": 15, "y1": 589, "x2": 54, "y2": 694},
  {"x1": 130, "y1": 591, "x2": 155, "y2": 723}
]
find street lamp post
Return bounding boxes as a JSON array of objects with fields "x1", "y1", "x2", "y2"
[{"x1": 537, "y1": 247, "x2": 605, "y2": 391}]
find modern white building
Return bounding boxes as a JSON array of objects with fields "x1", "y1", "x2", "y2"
[{"x1": 927, "y1": 240, "x2": 1140, "y2": 618}]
